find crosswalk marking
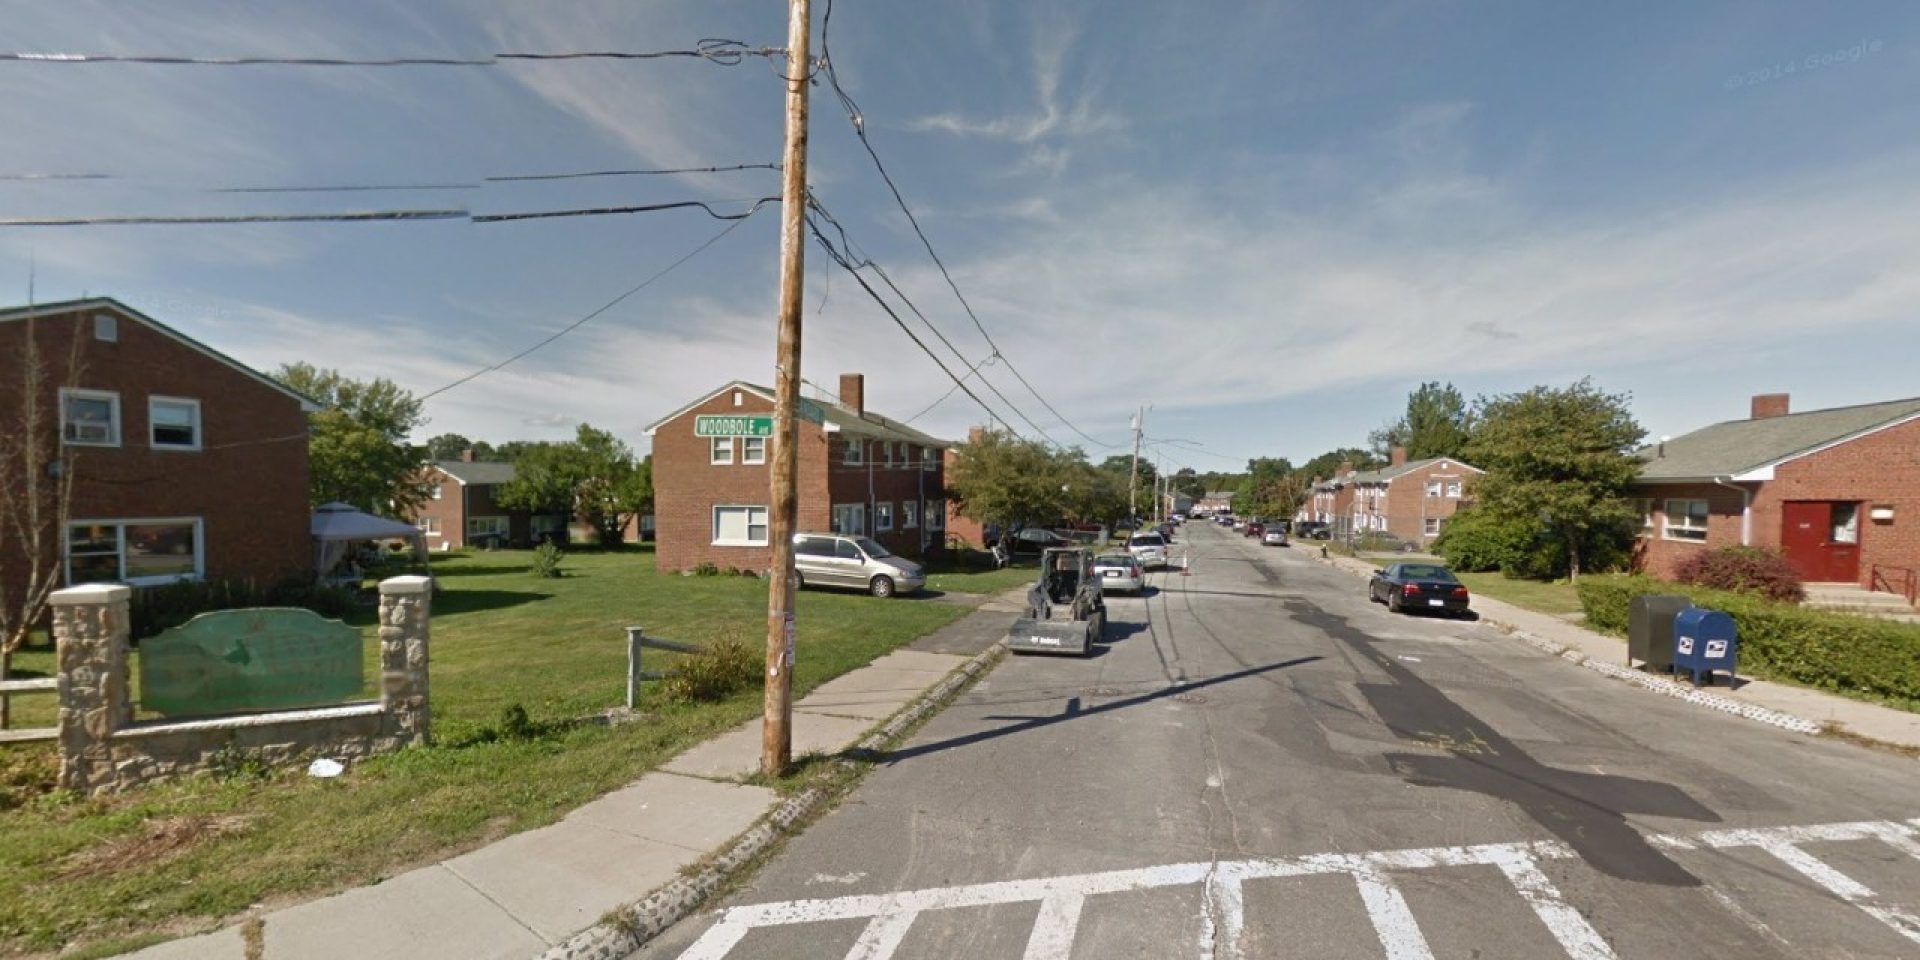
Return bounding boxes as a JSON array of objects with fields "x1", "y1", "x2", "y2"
[{"x1": 675, "y1": 818, "x2": 1920, "y2": 960}]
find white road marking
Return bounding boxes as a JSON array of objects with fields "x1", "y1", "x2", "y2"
[
  {"x1": 812, "y1": 872, "x2": 869, "y2": 885},
  {"x1": 674, "y1": 818, "x2": 1920, "y2": 960}
]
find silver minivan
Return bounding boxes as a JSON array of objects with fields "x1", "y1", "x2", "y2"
[{"x1": 793, "y1": 532, "x2": 926, "y2": 598}]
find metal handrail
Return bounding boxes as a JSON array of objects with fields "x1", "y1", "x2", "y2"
[{"x1": 1869, "y1": 564, "x2": 1917, "y2": 605}]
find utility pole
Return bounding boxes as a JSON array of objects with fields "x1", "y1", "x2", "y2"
[
  {"x1": 1127, "y1": 406, "x2": 1143, "y2": 520},
  {"x1": 763, "y1": 0, "x2": 812, "y2": 778}
]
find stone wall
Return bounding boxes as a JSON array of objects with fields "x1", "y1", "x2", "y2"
[{"x1": 52, "y1": 575, "x2": 433, "y2": 794}]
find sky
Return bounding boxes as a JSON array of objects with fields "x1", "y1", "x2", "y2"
[{"x1": 3, "y1": 1, "x2": 1917, "y2": 475}]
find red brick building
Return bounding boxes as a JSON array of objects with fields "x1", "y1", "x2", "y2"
[
  {"x1": 644, "y1": 374, "x2": 951, "y2": 572},
  {"x1": 1630, "y1": 393, "x2": 1920, "y2": 598},
  {"x1": 409, "y1": 455, "x2": 559, "y2": 550},
  {"x1": 1302, "y1": 450, "x2": 1480, "y2": 545},
  {"x1": 0, "y1": 298, "x2": 315, "y2": 596}
]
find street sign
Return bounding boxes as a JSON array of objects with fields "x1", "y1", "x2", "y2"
[
  {"x1": 797, "y1": 398, "x2": 827, "y2": 426},
  {"x1": 140, "y1": 608, "x2": 364, "y2": 716},
  {"x1": 695, "y1": 415, "x2": 774, "y2": 437}
]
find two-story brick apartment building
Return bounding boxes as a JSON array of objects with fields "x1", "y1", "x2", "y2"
[
  {"x1": 1630, "y1": 393, "x2": 1920, "y2": 596},
  {"x1": 410, "y1": 455, "x2": 566, "y2": 550},
  {"x1": 645, "y1": 374, "x2": 950, "y2": 572},
  {"x1": 1301, "y1": 450, "x2": 1481, "y2": 544},
  {"x1": 0, "y1": 298, "x2": 315, "y2": 597}
]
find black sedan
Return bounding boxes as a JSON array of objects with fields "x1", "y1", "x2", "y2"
[{"x1": 1368, "y1": 562, "x2": 1472, "y2": 617}]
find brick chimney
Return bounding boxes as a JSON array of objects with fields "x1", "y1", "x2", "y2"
[
  {"x1": 1390, "y1": 445, "x2": 1407, "y2": 467},
  {"x1": 459, "y1": 448, "x2": 475, "y2": 463},
  {"x1": 1751, "y1": 393, "x2": 1790, "y2": 419},
  {"x1": 839, "y1": 373, "x2": 865, "y2": 414}
]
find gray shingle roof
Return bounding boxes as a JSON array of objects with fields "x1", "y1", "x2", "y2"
[
  {"x1": 432, "y1": 460, "x2": 516, "y2": 485},
  {"x1": 1636, "y1": 397, "x2": 1920, "y2": 481}
]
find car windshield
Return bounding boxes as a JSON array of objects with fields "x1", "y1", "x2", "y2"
[
  {"x1": 1129, "y1": 534, "x2": 1165, "y2": 547},
  {"x1": 1094, "y1": 554, "x2": 1133, "y2": 567},
  {"x1": 1398, "y1": 565, "x2": 1456, "y2": 581},
  {"x1": 854, "y1": 537, "x2": 892, "y2": 558}
]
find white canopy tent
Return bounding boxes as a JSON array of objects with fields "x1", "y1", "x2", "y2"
[{"x1": 311, "y1": 502, "x2": 428, "y2": 580}]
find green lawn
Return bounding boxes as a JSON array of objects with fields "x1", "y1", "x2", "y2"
[
  {"x1": 921, "y1": 561, "x2": 1036, "y2": 596},
  {"x1": 0, "y1": 547, "x2": 968, "y2": 955},
  {"x1": 1454, "y1": 572, "x2": 1585, "y2": 617}
]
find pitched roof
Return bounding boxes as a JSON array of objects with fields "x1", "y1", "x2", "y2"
[
  {"x1": 0, "y1": 297, "x2": 321, "y2": 412},
  {"x1": 644, "y1": 381, "x2": 952, "y2": 447},
  {"x1": 1636, "y1": 396, "x2": 1920, "y2": 482},
  {"x1": 1348, "y1": 456, "x2": 1482, "y2": 485},
  {"x1": 431, "y1": 460, "x2": 516, "y2": 485}
]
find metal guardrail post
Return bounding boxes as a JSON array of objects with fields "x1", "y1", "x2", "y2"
[{"x1": 626, "y1": 626, "x2": 643, "y2": 710}]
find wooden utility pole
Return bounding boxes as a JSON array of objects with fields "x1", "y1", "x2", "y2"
[
  {"x1": 763, "y1": 0, "x2": 812, "y2": 778},
  {"x1": 1127, "y1": 406, "x2": 1143, "y2": 520}
]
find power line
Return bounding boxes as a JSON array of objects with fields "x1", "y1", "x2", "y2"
[
  {"x1": 473, "y1": 196, "x2": 777, "y2": 224},
  {"x1": 419, "y1": 206, "x2": 763, "y2": 403},
  {"x1": 0, "y1": 196, "x2": 778, "y2": 228},
  {"x1": 816, "y1": 0, "x2": 1115, "y2": 450},
  {"x1": 2, "y1": 162, "x2": 778, "y2": 193},
  {"x1": 486, "y1": 162, "x2": 781, "y2": 183},
  {"x1": 0, "y1": 39, "x2": 779, "y2": 68}
]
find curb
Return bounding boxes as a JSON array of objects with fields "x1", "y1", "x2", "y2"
[
  {"x1": 1307, "y1": 553, "x2": 1827, "y2": 738},
  {"x1": 535, "y1": 643, "x2": 1009, "y2": 960}
]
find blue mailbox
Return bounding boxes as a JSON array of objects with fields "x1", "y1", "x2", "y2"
[{"x1": 1672, "y1": 607, "x2": 1737, "y2": 686}]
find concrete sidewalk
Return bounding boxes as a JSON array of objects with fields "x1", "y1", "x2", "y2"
[
  {"x1": 127, "y1": 590, "x2": 1020, "y2": 960},
  {"x1": 1318, "y1": 553, "x2": 1920, "y2": 750}
]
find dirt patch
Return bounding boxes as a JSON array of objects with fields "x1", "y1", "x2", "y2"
[{"x1": 56, "y1": 814, "x2": 252, "y2": 881}]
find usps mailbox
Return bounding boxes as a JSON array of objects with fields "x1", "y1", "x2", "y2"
[{"x1": 1672, "y1": 607, "x2": 1737, "y2": 686}]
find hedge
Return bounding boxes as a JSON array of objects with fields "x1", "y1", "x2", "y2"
[{"x1": 1576, "y1": 575, "x2": 1920, "y2": 704}]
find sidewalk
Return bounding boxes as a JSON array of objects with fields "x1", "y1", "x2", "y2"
[
  {"x1": 127, "y1": 588, "x2": 1022, "y2": 960},
  {"x1": 1317, "y1": 554, "x2": 1920, "y2": 751}
]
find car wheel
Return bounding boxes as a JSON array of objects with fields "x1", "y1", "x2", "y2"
[
  {"x1": 794, "y1": 571, "x2": 806, "y2": 591},
  {"x1": 869, "y1": 575, "x2": 895, "y2": 599},
  {"x1": 1387, "y1": 592, "x2": 1402, "y2": 614}
]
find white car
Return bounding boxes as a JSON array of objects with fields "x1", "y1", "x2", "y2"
[
  {"x1": 1092, "y1": 552, "x2": 1145, "y2": 594},
  {"x1": 1262, "y1": 527, "x2": 1290, "y2": 546},
  {"x1": 1126, "y1": 531, "x2": 1169, "y2": 569}
]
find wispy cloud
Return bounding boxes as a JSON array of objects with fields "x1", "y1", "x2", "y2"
[{"x1": 909, "y1": 16, "x2": 1123, "y2": 146}]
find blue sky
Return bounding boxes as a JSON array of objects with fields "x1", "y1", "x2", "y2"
[{"x1": 3, "y1": 1, "x2": 1916, "y2": 474}]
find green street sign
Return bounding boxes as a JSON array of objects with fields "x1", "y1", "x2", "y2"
[
  {"x1": 694, "y1": 415, "x2": 774, "y2": 437},
  {"x1": 139, "y1": 608, "x2": 364, "y2": 717}
]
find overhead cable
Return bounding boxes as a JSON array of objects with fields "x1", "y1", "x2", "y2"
[{"x1": 0, "y1": 39, "x2": 778, "y2": 68}]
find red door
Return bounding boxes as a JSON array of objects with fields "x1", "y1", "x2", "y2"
[{"x1": 1781, "y1": 502, "x2": 1862, "y2": 582}]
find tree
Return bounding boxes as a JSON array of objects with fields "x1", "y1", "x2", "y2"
[
  {"x1": 276, "y1": 363, "x2": 431, "y2": 516},
  {"x1": 496, "y1": 425, "x2": 651, "y2": 546},
  {"x1": 1170, "y1": 467, "x2": 1207, "y2": 499},
  {"x1": 1237, "y1": 457, "x2": 1304, "y2": 519},
  {"x1": 1298, "y1": 447, "x2": 1375, "y2": 484},
  {"x1": 0, "y1": 317, "x2": 81, "y2": 727},
  {"x1": 1369, "y1": 382, "x2": 1472, "y2": 462},
  {"x1": 423, "y1": 433, "x2": 494, "y2": 462},
  {"x1": 1464, "y1": 379, "x2": 1645, "y2": 581},
  {"x1": 948, "y1": 430, "x2": 1073, "y2": 531}
]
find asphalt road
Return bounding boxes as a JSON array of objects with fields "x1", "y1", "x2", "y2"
[{"x1": 639, "y1": 521, "x2": 1920, "y2": 959}]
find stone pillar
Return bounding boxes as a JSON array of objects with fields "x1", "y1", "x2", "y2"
[
  {"x1": 377, "y1": 575, "x2": 432, "y2": 747},
  {"x1": 51, "y1": 583, "x2": 133, "y2": 792}
]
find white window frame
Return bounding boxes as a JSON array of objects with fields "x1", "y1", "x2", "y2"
[
  {"x1": 1663, "y1": 499, "x2": 1710, "y2": 541},
  {"x1": 431, "y1": 483, "x2": 443, "y2": 500},
  {"x1": 1445, "y1": 480, "x2": 1462, "y2": 498},
  {"x1": 882, "y1": 442, "x2": 894, "y2": 467},
  {"x1": 1423, "y1": 517, "x2": 1442, "y2": 536},
  {"x1": 60, "y1": 388, "x2": 121, "y2": 447},
  {"x1": 741, "y1": 436, "x2": 767, "y2": 465},
  {"x1": 467, "y1": 516, "x2": 510, "y2": 538},
  {"x1": 1426, "y1": 480, "x2": 1442, "y2": 498},
  {"x1": 148, "y1": 396, "x2": 203, "y2": 451},
  {"x1": 923, "y1": 446, "x2": 938, "y2": 472},
  {"x1": 875, "y1": 501, "x2": 894, "y2": 532},
  {"x1": 926, "y1": 499, "x2": 945, "y2": 531},
  {"x1": 844, "y1": 439, "x2": 864, "y2": 465},
  {"x1": 417, "y1": 516, "x2": 442, "y2": 535},
  {"x1": 712, "y1": 505, "x2": 770, "y2": 546},
  {"x1": 1631, "y1": 498, "x2": 1654, "y2": 536},
  {"x1": 65, "y1": 517, "x2": 204, "y2": 587},
  {"x1": 902, "y1": 501, "x2": 920, "y2": 529},
  {"x1": 832, "y1": 503, "x2": 867, "y2": 536},
  {"x1": 711, "y1": 436, "x2": 735, "y2": 465}
]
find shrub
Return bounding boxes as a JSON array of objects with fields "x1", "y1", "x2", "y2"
[
  {"x1": 661, "y1": 638, "x2": 761, "y2": 703},
  {"x1": 1671, "y1": 545, "x2": 1804, "y2": 602},
  {"x1": 530, "y1": 542, "x2": 565, "y2": 579},
  {"x1": 1576, "y1": 575, "x2": 1920, "y2": 703},
  {"x1": 691, "y1": 562, "x2": 720, "y2": 577},
  {"x1": 130, "y1": 577, "x2": 358, "y2": 640},
  {"x1": 1433, "y1": 508, "x2": 1533, "y2": 573}
]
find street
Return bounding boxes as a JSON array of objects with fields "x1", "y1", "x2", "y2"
[{"x1": 639, "y1": 521, "x2": 1920, "y2": 959}]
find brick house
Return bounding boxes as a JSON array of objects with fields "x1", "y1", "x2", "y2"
[
  {"x1": 410, "y1": 455, "x2": 560, "y2": 549},
  {"x1": 1300, "y1": 450, "x2": 1480, "y2": 544},
  {"x1": 0, "y1": 298, "x2": 315, "y2": 595},
  {"x1": 644, "y1": 374, "x2": 951, "y2": 572},
  {"x1": 1630, "y1": 393, "x2": 1920, "y2": 596}
]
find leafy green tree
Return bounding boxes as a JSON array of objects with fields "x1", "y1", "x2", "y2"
[
  {"x1": 276, "y1": 363, "x2": 430, "y2": 515},
  {"x1": 496, "y1": 425, "x2": 650, "y2": 546},
  {"x1": 1369, "y1": 382, "x2": 1473, "y2": 462},
  {"x1": 1464, "y1": 379, "x2": 1645, "y2": 581},
  {"x1": 423, "y1": 433, "x2": 497, "y2": 462},
  {"x1": 949, "y1": 430, "x2": 1072, "y2": 531},
  {"x1": 1298, "y1": 447, "x2": 1375, "y2": 484},
  {"x1": 1171, "y1": 467, "x2": 1206, "y2": 500}
]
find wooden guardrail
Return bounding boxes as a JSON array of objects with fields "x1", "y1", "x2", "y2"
[
  {"x1": 623, "y1": 626, "x2": 704, "y2": 709},
  {"x1": 0, "y1": 677, "x2": 60, "y2": 743}
]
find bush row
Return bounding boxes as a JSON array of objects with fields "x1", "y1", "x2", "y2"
[{"x1": 1576, "y1": 575, "x2": 1920, "y2": 703}]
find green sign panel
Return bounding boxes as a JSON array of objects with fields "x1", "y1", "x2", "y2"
[
  {"x1": 139, "y1": 608, "x2": 364, "y2": 717},
  {"x1": 695, "y1": 415, "x2": 774, "y2": 437}
]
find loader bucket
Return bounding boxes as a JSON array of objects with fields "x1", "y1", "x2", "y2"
[{"x1": 1006, "y1": 617, "x2": 1091, "y2": 656}]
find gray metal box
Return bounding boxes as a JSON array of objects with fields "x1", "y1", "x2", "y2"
[{"x1": 1628, "y1": 594, "x2": 1692, "y2": 671}]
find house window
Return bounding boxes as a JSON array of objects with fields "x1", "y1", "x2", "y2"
[
  {"x1": 468, "y1": 516, "x2": 509, "y2": 538},
  {"x1": 66, "y1": 519, "x2": 202, "y2": 586},
  {"x1": 742, "y1": 436, "x2": 767, "y2": 465},
  {"x1": 882, "y1": 443, "x2": 894, "y2": 467},
  {"x1": 1831, "y1": 503, "x2": 1860, "y2": 544},
  {"x1": 1426, "y1": 480, "x2": 1441, "y2": 497},
  {"x1": 417, "y1": 516, "x2": 442, "y2": 535},
  {"x1": 926, "y1": 499, "x2": 945, "y2": 530},
  {"x1": 711, "y1": 437, "x2": 734, "y2": 465},
  {"x1": 732, "y1": 390, "x2": 744, "y2": 407},
  {"x1": 923, "y1": 446, "x2": 938, "y2": 471},
  {"x1": 148, "y1": 397, "x2": 201, "y2": 450},
  {"x1": 844, "y1": 440, "x2": 864, "y2": 465},
  {"x1": 1445, "y1": 480, "x2": 1462, "y2": 498},
  {"x1": 1424, "y1": 517, "x2": 1443, "y2": 536},
  {"x1": 902, "y1": 501, "x2": 920, "y2": 529},
  {"x1": 712, "y1": 505, "x2": 770, "y2": 546},
  {"x1": 60, "y1": 388, "x2": 121, "y2": 446},
  {"x1": 875, "y1": 501, "x2": 894, "y2": 532},
  {"x1": 1631, "y1": 498, "x2": 1654, "y2": 536},
  {"x1": 1663, "y1": 499, "x2": 1709, "y2": 541},
  {"x1": 93, "y1": 313, "x2": 118, "y2": 342},
  {"x1": 832, "y1": 503, "x2": 866, "y2": 535},
  {"x1": 431, "y1": 483, "x2": 443, "y2": 500}
]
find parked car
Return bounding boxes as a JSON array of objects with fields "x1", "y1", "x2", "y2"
[
  {"x1": 1170, "y1": 512, "x2": 1187, "y2": 523},
  {"x1": 1262, "y1": 527, "x2": 1290, "y2": 546},
  {"x1": 1156, "y1": 521, "x2": 1176, "y2": 542},
  {"x1": 1369, "y1": 562, "x2": 1471, "y2": 617},
  {"x1": 793, "y1": 532, "x2": 926, "y2": 598},
  {"x1": 1127, "y1": 531, "x2": 1169, "y2": 569},
  {"x1": 1005, "y1": 527, "x2": 1075, "y2": 560},
  {"x1": 1355, "y1": 530, "x2": 1419, "y2": 553},
  {"x1": 1216, "y1": 514, "x2": 1235, "y2": 526},
  {"x1": 1244, "y1": 521, "x2": 1265, "y2": 538},
  {"x1": 1091, "y1": 552, "x2": 1145, "y2": 594},
  {"x1": 1296, "y1": 522, "x2": 1332, "y2": 540}
]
